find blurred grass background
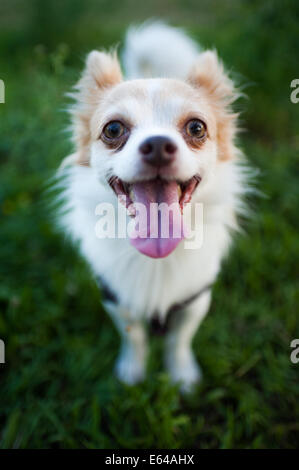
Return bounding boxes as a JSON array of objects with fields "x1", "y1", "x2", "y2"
[{"x1": 0, "y1": 0, "x2": 298, "y2": 449}]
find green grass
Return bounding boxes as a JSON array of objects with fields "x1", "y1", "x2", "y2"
[{"x1": 0, "y1": 0, "x2": 299, "y2": 449}]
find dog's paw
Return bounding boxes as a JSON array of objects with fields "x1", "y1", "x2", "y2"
[
  {"x1": 166, "y1": 351, "x2": 202, "y2": 393},
  {"x1": 115, "y1": 348, "x2": 145, "y2": 385}
]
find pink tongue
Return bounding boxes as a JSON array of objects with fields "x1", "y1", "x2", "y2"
[{"x1": 129, "y1": 179, "x2": 184, "y2": 258}]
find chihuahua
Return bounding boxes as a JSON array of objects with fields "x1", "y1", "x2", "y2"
[{"x1": 58, "y1": 22, "x2": 249, "y2": 392}]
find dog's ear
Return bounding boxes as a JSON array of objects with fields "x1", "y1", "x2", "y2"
[
  {"x1": 188, "y1": 51, "x2": 239, "y2": 161},
  {"x1": 78, "y1": 51, "x2": 122, "y2": 101},
  {"x1": 70, "y1": 51, "x2": 122, "y2": 165}
]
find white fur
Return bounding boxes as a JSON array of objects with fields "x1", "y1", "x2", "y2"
[
  {"x1": 57, "y1": 23, "x2": 251, "y2": 391},
  {"x1": 123, "y1": 21, "x2": 199, "y2": 79},
  {"x1": 165, "y1": 291, "x2": 211, "y2": 392},
  {"x1": 59, "y1": 155, "x2": 249, "y2": 313}
]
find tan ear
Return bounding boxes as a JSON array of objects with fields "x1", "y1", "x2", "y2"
[
  {"x1": 188, "y1": 51, "x2": 239, "y2": 161},
  {"x1": 69, "y1": 50, "x2": 122, "y2": 166}
]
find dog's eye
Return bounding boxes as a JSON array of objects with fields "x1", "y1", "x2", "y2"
[
  {"x1": 185, "y1": 119, "x2": 206, "y2": 139},
  {"x1": 102, "y1": 121, "x2": 125, "y2": 140}
]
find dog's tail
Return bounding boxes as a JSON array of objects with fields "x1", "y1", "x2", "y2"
[{"x1": 122, "y1": 21, "x2": 199, "y2": 80}]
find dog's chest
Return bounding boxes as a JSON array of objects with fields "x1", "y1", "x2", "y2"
[{"x1": 87, "y1": 224, "x2": 227, "y2": 320}]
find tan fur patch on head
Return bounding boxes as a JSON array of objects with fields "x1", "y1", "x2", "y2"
[
  {"x1": 188, "y1": 51, "x2": 239, "y2": 161},
  {"x1": 92, "y1": 77, "x2": 217, "y2": 134},
  {"x1": 69, "y1": 50, "x2": 122, "y2": 166}
]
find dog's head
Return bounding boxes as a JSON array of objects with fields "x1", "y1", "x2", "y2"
[{"x1": 69, "y1": 50, "x2": 239, "y2": 258}]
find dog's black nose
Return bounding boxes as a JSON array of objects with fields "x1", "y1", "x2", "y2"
[{"x1": 139, "y1": 136, "x2": 177, "y2": 167}]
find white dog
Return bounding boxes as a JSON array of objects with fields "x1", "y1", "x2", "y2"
[{"x1": 57, "y1": 22, "x2": 250, "y2": 392}]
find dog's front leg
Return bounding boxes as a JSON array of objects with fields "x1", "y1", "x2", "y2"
[
  {"x1": 164, "y1": 290, "x2": 211, "y2": 393},
  {"x1": 104, "y1": 302, "x2": 147, "y2": 385}
]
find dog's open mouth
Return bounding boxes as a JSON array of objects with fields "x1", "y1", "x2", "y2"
[{"x1": 108, "y1": 175, "x2": 201, "y2": 258}]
